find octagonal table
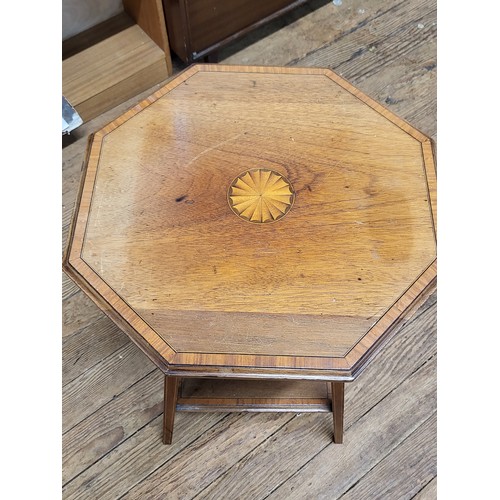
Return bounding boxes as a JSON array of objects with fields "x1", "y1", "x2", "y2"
[{"x1": 64, "y1": 64, "x2": 437, "y2": 444}]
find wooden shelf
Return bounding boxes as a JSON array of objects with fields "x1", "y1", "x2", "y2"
[
  {"x1": 176, "y1": 378, "x2": 332, "y2": 413},
  {"x1": 63, "y1": 2, "x2": 172, "y2": 123}
]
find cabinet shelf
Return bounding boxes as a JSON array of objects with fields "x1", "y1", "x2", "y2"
[{"x1": 63, "y1": 2, "x2": 172, "y2": 123}]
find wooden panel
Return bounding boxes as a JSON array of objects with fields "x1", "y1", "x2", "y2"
[
  {"x1": 62, "y1": 290, "x2": 104, "y2": 338},
  {"x1": 122, "y1": 413, "x2": 296, "y2": 499},
  {"x1": 138, "y1": 310, "x2": 373, "y2": 357},
  {"x1": 62, "y1": 315, "x2": 128, "y2": 385},
  {"x1": 177, "y1": 378, "x2": 331, "y2": 411},
  {"x1": 74, "y1": 58, "x2": 168, "y2": 122},
  {"x1": 221, "y1": 0, "x2": 404, "y2": 66},
  {"x1": 62, "y1": 24, "x2": 169, "y2": 122},
  {"x1": 186, "y1": 0, "x2": 302, "y2": 53},
  {"x1": 162, "y1": 0, "x2": 190, "y2": 62},
  {"x1": 198, "y1": 414, "x2": 333, "y2": 499},
  {"x1": 163, "y1": 0, "x2": 307, "y2": 62},
  {"x1": 123, "y1": 0, "x2": 173, "y2": 73},
  {"x1": 62, "y1": 272, "x2": 79, "y2": 301}
]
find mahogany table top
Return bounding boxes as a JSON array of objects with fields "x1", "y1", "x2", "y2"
[{"x1": 64, "y1": 64, "x2": 437, "y2": 381}]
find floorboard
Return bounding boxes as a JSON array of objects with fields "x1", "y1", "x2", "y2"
[
  {"x1": 122, "y1": 413, "x2": 296, "y2": 499},
  {"x1": 413, "y1": 477, "x2": 437, "y2": 499},
  {"x1": 62, "y1": 0, "x2": 437, "y2": 497},
  {"x1": 267, "y1": 356, "x2": 437, "y2": 499},
  {"x1": 192, "y1": 295, "x2": 435, "y2": 500},
  {"x1": 62, "y1": 316, "x2": 129, "y2": 386},
  {"x1": 62, "y1": 290, "x2": 106, "y2": 339},
  {"x1": 339, "y1": 414, "x2": 437, "y2": 499},
  {"x1": 62, "y1": 370, "x2": 163, "y2": 484},
  {"x1": 63, "y1": 413, "x2": 228, "y2": 499},
  {"x1": 62, "y1": 343, "x2": 155, "y2": 433}
]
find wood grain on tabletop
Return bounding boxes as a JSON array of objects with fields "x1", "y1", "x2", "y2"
[
  {"x1": 62, "y1": 0, "x2": 436, "y2": 496},
  {"x1": 64, "y1": 65, "x2": 436, "y2": 379}
]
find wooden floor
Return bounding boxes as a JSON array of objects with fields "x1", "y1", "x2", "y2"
[{"x1": 62, "y1": 0, "x2": 437, "y2": 498}]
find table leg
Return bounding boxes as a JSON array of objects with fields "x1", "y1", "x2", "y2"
[
  {"x1": 162, "y1": 375, "x2": 180, "y2": 444},
  {"x1": 332, "y1": 382, "x2": 344, "y2": 444}
]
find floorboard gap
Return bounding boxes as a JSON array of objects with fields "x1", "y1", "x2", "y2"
[
  {"x1": 262, "y1": 354, "x2": 437, "y2": 500},
  {"x1": 63, "y1": 411, "x2": 164, "y2": 488},
  {"x1": 336, "y1": 412, "x2": 437, "y2": 499},
  {"x1": 115, "y1": 413, "x2": 233, "y2": 499},
  {"x1": 62, "y1": 367, "x2": 157, "y2": 435},
  {"x1": 410, "y1": 475, "x2": 437, "y2": 499},
  {"x1": 190, "y1": 413, "x2": 299, "y2": 500}
]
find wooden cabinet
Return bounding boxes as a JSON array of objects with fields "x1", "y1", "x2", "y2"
[
  {"x1": 63, "y1": 0, "x2": 172, "y2": 123},
  {"x1": 163, "y1": 0, "x2": 308, "y2": 62}
]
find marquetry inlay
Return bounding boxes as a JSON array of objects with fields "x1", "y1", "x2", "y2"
[{"x1": 227, "y1": 168, "x2": 295, "y2": 223}]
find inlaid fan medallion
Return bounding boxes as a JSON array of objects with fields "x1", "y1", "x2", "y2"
[{"x1": 227, "y1": 168, "x2": 295, "y2": 223}]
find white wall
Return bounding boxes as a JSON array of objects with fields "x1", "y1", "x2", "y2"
[{"x1": 62, "y1": 0, "x2": 124, "y2": 40}]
